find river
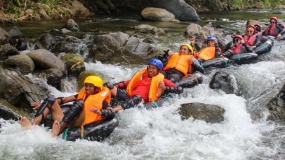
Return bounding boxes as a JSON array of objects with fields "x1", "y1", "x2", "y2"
[{"x1": 1, "y1": 10, "x2": 285, "y2": 160}]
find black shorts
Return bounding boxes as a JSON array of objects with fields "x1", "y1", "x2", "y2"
[{"x1": 116, "y1": 89, "x2": 129, "y2": 101}]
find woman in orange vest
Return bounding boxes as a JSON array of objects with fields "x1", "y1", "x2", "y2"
[
  {"x1": 105, "y1": 58, "x2": 182, "y2": 111},
  {"x1": 161, "y1": 43, "x2": 204, "y2": 83},
  {"x1": 196, "y1": 36, "x2": 222, "y2": 62},
  {"x1": 20, "y1": 76, "x2": 115, "y2": 137}
]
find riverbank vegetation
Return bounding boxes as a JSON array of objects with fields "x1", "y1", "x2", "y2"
[{"x1": 0, "y1": 0, "x2": 285, "y2": 21}]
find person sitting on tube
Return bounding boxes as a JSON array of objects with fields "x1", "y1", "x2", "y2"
[{"x1": 20, "y1": 76, "x2": 115, "y2": 137}]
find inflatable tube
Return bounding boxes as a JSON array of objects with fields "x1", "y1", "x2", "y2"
[
  {"x1": 229, "y1": 53, "x2": 258, "y2": 65},
  {"x1": 63, "y1": 117, "x2": 119, "y2": 141},
  {"x1": 254, "y1": 38, "x2": 274, "y2": 55},
  {"x1": 42, "y1": 105, "x2": 119, "y2": 141},
  {"x1": 200, "y1": 58, "x2": 230, "y2": 68},
  {"x1": 178, "y1": 72, "x2": 203, "y2": 88}
]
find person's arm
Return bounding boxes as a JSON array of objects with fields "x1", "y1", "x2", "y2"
[
  {"x1": 242, "y1": 43, "x2": 253, "y2": 53},
  {"x1": 114, "y1": 80, "x2": 130, "y2": 89},
  {"x1": 31, "y1": 95, "x2": 76, "y2": 110},
  {"x1": 56, "y1": 95, "x2": 77, "y2": 105},
  {"x1": 163, "y1": 79, "x2": 178, "y2": 87},
  {"x1": 253, "y1": 36, "x2": 261, "y2": 47},
  {"x1": 90, "y1": 100, "x2": 115, "y2": 120},
  {"x1": 276, "y1": 25, "x2": 284, "y2": 38},
  {"x1": 163, "y1": 79, "x2": 183, "y2": 94},
  {"x1": 190, "y1": 58, "x2": 204, "y2": 74},
  {"x1": 215, "y1": 43, "x2": 221, "y2": 57},
  {"x1": 157, "y1": 81, "x2": 166, "y2": 97}
]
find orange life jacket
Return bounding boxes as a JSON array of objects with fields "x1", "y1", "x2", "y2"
[
  {"x1": 77, "y1": 86, "x2": 111, "y2": 125},
  {"x1": 126, "y1": 68, "x2": 164, "y2": 102},
  {"x1": 163, "y1": 54, "x2": 193, "y2": 76},
  {"x1": 197, "y1": 47, "x2": 216, "y2": 60}
]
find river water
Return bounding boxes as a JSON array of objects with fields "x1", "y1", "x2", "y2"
[{"x1": 1, "y1": 10, "x2": 285, "y2": 160}]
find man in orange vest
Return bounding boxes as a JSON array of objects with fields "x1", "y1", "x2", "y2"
[
  {"x1": 161, "y1": 43, "x2": 204, "y2": 83},
  {"x1": 20, "y1": 76, "x2": 115, "y2": 137},
  {"x1": 196, "y1": 36, "x2": 222, "y2": 62},
  {"x1": 104, "y1": 58, "x2": 182, "y2": 111}
]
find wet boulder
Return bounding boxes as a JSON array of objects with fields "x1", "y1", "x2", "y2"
[
  {"x1": 0, "y1": 27, "x2": 9, "y2": 44},
  {"x1": 27, "y1": 49, "x2": 65, "y2": 73},
  {"x1": 8, "y1": 26, "x2": 27, "y2": 51},
  {"x1": 34, "y1": 33, "x2": 56, "y2": 50},
  {"x1": 91, "y1": 32, "x2": 147, "y2": 64},
  {"x1": 141, "y1": 7, "x2": 179, "y2": 22},
  {"x1": 179, "y1": 102, "x2": 225, "y2": 123},
  {"x1": 0, "y1": 43, "x2": 20, "y2": 60},
  {"x1": 109, "y1": 32, "x2": 129, "y2": 46},
  {"x1": 151, "y1": 0, "x2": 200, "y2": 21},
  {"x1": 0, "y1": 101, "x2": 21, "y2": 120},
  {"x1": 62, "y1": 19, "x2": 79, "y2": 32},
  {"x1": 0, "y1": 66, "x2": 46, "y2": 112},
  {"x1": 135, "y1": 24, "x2": 165, "y2": 35},
  {"x1": 61, "y1": 54, "x2": 85, "y2": 77},
  {"x1": 266, "y1": 83, "x2": 285, "y2": 121},
  {"x1": 209, "y1": 71, "x2": 238, "y2": 95},
  {"x1": 4, "y1": 54, "x2": 35, "y2": 74},
  {"x1": 42, "y1": 68, "x2": 64, "y2": 87},
  {"x1": 133, "y1": 41, "x2": 154, "y2": 56}
]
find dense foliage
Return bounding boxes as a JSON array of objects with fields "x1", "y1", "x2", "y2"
[{"x1": 1, "y1": 0, "x2": 285, "y2": 16}]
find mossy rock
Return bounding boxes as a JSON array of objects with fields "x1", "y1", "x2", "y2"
[{"x1": 61, "y1": 54, "x2": 85, "y2": 77}]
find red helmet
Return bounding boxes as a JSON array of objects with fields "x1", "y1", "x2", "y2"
[
  {"x1": 233, "y1": 34, "x2": 243, "y2": 41},
  {"x1": 254, "y1": 24, "x2": 262, "y2": 32},
  {"x1": 246, "y1": 24, "x2": 256, "y2": 33},
  {"x1": 270, "y1": 16, "x2": 278, "y2": 23}
]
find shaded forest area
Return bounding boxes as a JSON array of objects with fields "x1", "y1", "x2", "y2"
[{"x1": 0, "y1": 0, "x2": 284, "y2": 20}]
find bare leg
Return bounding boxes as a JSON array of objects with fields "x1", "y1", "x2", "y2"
[
  {"x1": 51, "y1": 110, "x2": 85, "y2": 137},
  {"x1": 51, "y1": 120, "x2": 61, "y2": 137},
  {"x1": 32, "y1": 102, "x2": 64, "y2": 126},
  {"x1": 21, "y1": 117, "x2": 33, "y2": 129},
  {"x1": 112, "y1": 105, "x2": 123, "y2": 112}
]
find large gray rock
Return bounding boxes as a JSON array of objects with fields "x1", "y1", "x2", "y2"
[
  {"x1": 135, "y1": 24, "x2": 165, "y2": 35},
  {"x1": 141, "y1": 7, "x2": 179, "y2": 22},
  {"x1": 0, "y1": 66, "x2": 46, "y2": 111},
  {"x1": 266, "y1": 82, "x2": 285, "y2": 121},
  {"x1": 0, "y1": 27, "x2": 9, "y2": 43},
  {"x1": 34, "y1": 33, "x2": 56, "y2": 50},
  {"x1": 0, "y1": 101, "x2": 21, "y2": 120},
  {"x1": 61, "y1": 54, "x2": 85, "y2": 77},
  {"x1": 0, "y1": 43, "x2": 19, "y2": 59},
  {"x1": 209, "y1": 71, "x2": 238, "y2": 95},
  {"x1": 27, "y1": 49, "x2": 65, "y2": 72},
  {"x1": 152, "y1": 0, "x2": 200, "y2": 21},
  {"x1": 179, "y1": 102, "x2": 225, "y2": 123},
  {"x1": 62, "y1": 19, "x2": 79, "y2": 32},
  {"x1": 4, "y1": 54, "x2": 35, "y2": 74}
]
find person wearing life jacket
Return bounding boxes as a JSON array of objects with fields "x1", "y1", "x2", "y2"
[
  {"x1": 161, "y1": 43, "x2": 204, "y2": 83},
  {"x1": 222, "y1": 34, "x2": 253, "y2": 58},
  {"x1": 262, "y1": 16, "x2": 285, "y2": 39},
  {"x1": 105, "y1": 58, "x2": 181, "y2": 112},
  {"x1": 196, "y1": 36, "x2": 222, "y2": 62},
  {"x1": 20, "y1": 76, "x2": 115, "y2": 137},
  {"x1": 243, "y1": 24, "x2": 261, "y2": 49},
  {"x1": 254, "y1": 24, "x2": 268, "y2": 42}
]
